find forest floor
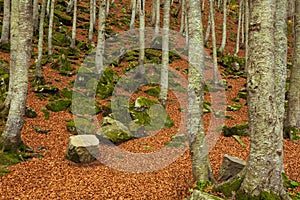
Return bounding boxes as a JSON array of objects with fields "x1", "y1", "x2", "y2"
[{"x1": 0, "y1": 0, "x2": 299, "y2": 199}]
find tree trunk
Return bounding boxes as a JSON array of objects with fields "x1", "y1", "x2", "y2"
[
  {"x1": 71, "y1": 0, "x2": 78, "y2": 48},
  {"x1": 48, "y1": 0, "x2": 55, "y2": 56},
  {"x1": 209, "y1": 0, "x2": 218, "y2": 83},
  {"x1": 2, "y1": 0, "x2": 33, "y2": 147},
  {"x1": 95, "y1": 0, "x2": 106, "y2": 75},
  {"x1": 287, "y1": 0, "x2": 300, "y2": 141},
  {"x1": 106, "y1": 0, "x2": 110, "y2": 17},
  {"x1": 237, "y1": 0, "x2": 289, "y2": 198},
  {"x1": 1, "y1": 0, "x2": 10, "y2": 45},
  {"x1": 139, "y1": 0, "x2": 145, "y2": 74},
  {"x1": 179, "y1": 0, "x2": 185, "y2": 34},
  {"x1": 33, "y1": 0, "x2": 39, "y2": 33},
  {"x1": 154, "y1": 0, "x2": 160, "y2": 36},
  {"x1": 219, "y1": 0, "x2": 227, "y2": 53},
  {"x1": 88, "y1": 0, "x2": 95, "y2": 43},
  {"x1": 186, "y1": 0, "x2": 214, "y2": 182},
  {"x1": 204, "y1": 11, "x2": 211, "y2": 45},
  {"x1": 67, "y1": 0, "x2": 74, "y2": 13},
  {"x1": 46, "y1": 0, "x2": 51, "y2": 16},
  {"x1": 35, "y1": 0, "x2": 47, "y2": 80},
  {"x1": 150, "y1": 0, "x2": 156, "y2": 26},
  {"x1": 130, "y1": 0, "x2": 137, "y2": 33},
  {"x1": 159, "y1": 0, "x2": 170, "y2": 106},
  {"x1": 234, "y1": 0, "x2": 243, "y2": 55}
]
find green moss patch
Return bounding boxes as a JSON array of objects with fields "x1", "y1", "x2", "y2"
[
  {"x1": 223, "y1": 123, "x2": 249, "y2": 137},
  {"x1": 46, "y1": 99, "x2": 71, "y2": 112},
  {"x1": 227, "y1": 104, "x2": 243, "y2": 111},
  {"x1": 96, "y1": 68, "x2": 119, "y2": 99},
  {"x1": 214, "y1": 177, "x2": 243, "y2": 197}
]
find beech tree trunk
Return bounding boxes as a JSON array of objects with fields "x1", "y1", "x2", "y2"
[
  {"x1": 2, "y1": 0, "x2": 33, "y2": 147},
  {"x1": 33, "y1": 0, "x2": 39, "y2": 33},
  {"x1": 186, "y1": 0, "x2": 214, "y2": 182},
  {"x1": 95, "y1": 0, "x2": 106, "y2": 75},
  {"x1": 287, "y1": 0, "x2": 300, "y2": 140},
  {"x1": 70, "y1": 0, "x2": 78, "y2": 48},
  {"x1": 237, "y1": 0, "x2": 290, "y2": 198},
  {"x1": 139, "y1": 0, "x2": 145, "y2": 74},
  {"x1": 48, "y1": 0, "x2": 55, "y2": 56},
  {"x1": 35, "y1": 0, "x2": 47, "y2": 80},
  {"x1": 234, "y1": 0, "x2": 243, "y2": 55},
  {"x1": 88, "y1": 0, "x2": 95, "y2": 43},
  {"x1": 154, "y1": 0, "x2": 160, "y2": 36},
  {"x1": 209, "y1": 0, "x2": 218, "y2": 83},
  {"x1": 1, "y1": 0, "x2": 10, "y2": 45},
  {"x1": 159, "y1": 0, "x2": 170, "y2": 106},
  {"x1": 130, "y1": 0, "x2": 137, "y2": 33},
  {"x1": 150, "y1": 0, "x2": 156, "y2": 25},
  {"x1": 219, "y1": 0, "x2": 227, "y2": 53},
  {"x1": 179, "y1": 0, "x2": 185, "y2": 34}
]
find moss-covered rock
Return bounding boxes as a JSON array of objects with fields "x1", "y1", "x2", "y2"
[
  {"x1": 226, "y1": 104, "x2": 243, "y2": 111},
  {"x1": 34, "y1": 85, "x2": 59, "y2": 94},
  {"x1": 223, "y1": 123, "x2": 249, "y2": 137},
  {"x1": 144, "y1": 86, "x2": 160, "y2": 98},
  {"x1": 219, "y1": 54, "x2": 245, "y2": 77},
  {"x1": 203, "y1": 101, "x2": 212, "y2": 113},
  {"x1": 41, "y1": 108, "x2": 50, "y2": 120},
  {"x1": 96, "y1": 67, "x2": 119, "y2": 99},
  {"x1": 54, "y1": 9, "x2": 72, "y2": 26},
  {"x1": 70, "y1": 117, "x2": 96, "y2": 135},
  {"x1": 236, "y1": 190, "x2": 281, "y2": 200},
  {"x1": 61, "y1": 88, "x2": 72, "y2": 99},
  {"x1": 66, "y1": 135, "x2": 99, "y2": 163},
  {"x1": 51, "y1": 54, "x2": 74, "y2": 75},
  {"x1": 46, "y1": 99, "x2": 71, "y2": 112},
  {"x1": 71, "y1": 92, "x2": 101, "y2": 115},
  {"x1": 25, "y1": 107, "x2": 37, "y2": 118},
  {"x1": 214, "y1": 176, "x2": 243, "y2": 197},
  {"x1": 98, "y1": 116, "x2": 133, "y2": 144}
]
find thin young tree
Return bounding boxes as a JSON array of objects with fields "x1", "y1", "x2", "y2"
[
  {"x1": 70, "y1": 0, "x2": 78, "y2": 48},
  {"x1": 236, "y1": 0, "x2": 290, "y2": 198},
  {"x1": 186, "y1": 0, "x2": 215, "y2": 182},
  {"x1": 204, "y1": 11, "x2": 211, "y2": 45},
  {"x1": 1, "y1": 0, "x2": 10, "y2": 45},
  {"x1": 130, "y1": 0, "x2": 137, "y2": 33},
  {"x1": 106, "y1": 0, "x2": 110, "y2": 17},
  {"x1": 154, "y1": 0, "x2": 160, "y2": 37},
  {"x1": 95, "y1": 0, "x2": 106, "y2": 75},
  {"x1": 219, "y1": 0, "x2": 227, "y2": 54},
  {"x1": 150, "y1": 0, "x2": 156, "y2": 25},
  {"x1": 2, "y1": 0, "x2": 33, "y2": 147},
  {"x1": 33, "y1": 0, "x2": 39, "y2": 33},
  {"x1": 234, "y1": 0, "x2": 243, "y2": 55},
  {"x1": 88, "y1": 0, "x2": 96, "y2": 43},
  {"x1": 139, "y1": 0, "x2": 145, "y2": 74},
  {"x1": 48, "y1": 0, "x2": 55, "y2": 56},
  {"x1": 209, "y1": 0, "x2": 218, "y2": 83},
  {"x1": 179, "y1": 0, "x2": 185, "y2": 34},
  {"x1": 35, "y1": 0, "x2": 47, "y2": 83},
  {"x1": 159, "y1": 0, "x2": 170, "y2": 106},
  {"x1": 287, "y1": 0, "x2": 300, "y2": 140}
]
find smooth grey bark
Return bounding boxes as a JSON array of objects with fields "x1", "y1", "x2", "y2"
[
  {"x1": 48, "y1": 0, "x2": 55, "y2": 56},
  {"x1": 130, "y1": 0, "x2": 137, "y2": 33},
  {"x1": 1, "y1": 0, "x2": 10, "y2": 45},
  {"x1": 36, "y1": 0, "x2": 47, "y2": 79},
  {"x1": 46, "y1": 0, "x2": 50, "y2": 16},
  {"x1": 204, "y1": 11, "x2": 211, "y2": 45},
  {"x1": 150, "y1": 0, "x2": 156, "y2": 26},
  {"x1": 33, "y1": 0, "x2": 39, "y2": 33},
  {"x1": 159, "y1": 0, "x2": 170, "y2": 105},
  {"x1": 237, "y1": 0, "x2": 290, "y2": 198},
  {"x1": 174, "y1": 0, "x2": 181, "y2": 18},
  {"x1": 274, "y1": 0, "x2": 287, "y2": 167},
  {"x1": 95, "y1": 0, "x2": 106, "y2": 75},
  {"x1": 154, "y1": 0, "x2": 160, "y2": 36},
  {"x1": 139, "y1": 0, "x2": 145, "y2": 74},
  {"x1": 234, "y1": 0, "x2": 243, "y2": 56},
  {"x1": 186, "y1": 0, "x2": 214, "y2": 182},
  {"x1": 287, "y1": 0, "x2": 300, "y2": 140},
  {"x1": 106, "y1": 0, "x2": 110, "y2": 17},
  {"x1": 209, "y1": 0, "x2": 218, "y2": 83},
  {"x1": 179, "y1": 0, "x2": 185, "y2": 34},
  {"x1": 71, "y1": 0, "x2": 78, "y2": 48},
  {"x1": 2, "y1": 0, "x2": 33, "y2": 146},
  {"x1": 219, "y1": 0, "x2": 227, "y2": 53},
  {"x1": 88, "y1": 0, "x2": 95, "y2": 43}
]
